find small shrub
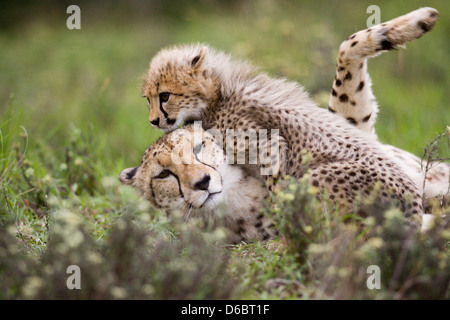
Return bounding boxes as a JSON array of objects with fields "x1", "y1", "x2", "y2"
[
  {"x1": 0, "y1": 212, "x2": 237, "y2": 299},
  {"x1": 268, "y1": 176, "x2": 450, "y2": 299}
]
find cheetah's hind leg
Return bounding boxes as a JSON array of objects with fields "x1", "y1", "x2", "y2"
[{"x1": 328, "y1": 7, "x2": 439, "y2": 134}]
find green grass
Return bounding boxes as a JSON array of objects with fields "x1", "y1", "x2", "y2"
[{"x1": 0, "y1": 1, "x2": 449, "y2": 299}]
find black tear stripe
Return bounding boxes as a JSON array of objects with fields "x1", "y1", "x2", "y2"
[
  {"x1": 150, "y1": 179, "x2": 156, "y2": 199},
  {"x1": 195, "y1": 155, "x2": 220, "y2": 174},
  {"x1": 159, "y1": 100, "x2": 170, "y2": 120},
  {"x1": 159, "y1": 94, "x2": 179, "y2": 125},
  {"x1": 194, "y1": 152, "x2": 223, "y2": 187},
  {"x1": 170, "y1": 172, "x2": 184, "y2": 198}
]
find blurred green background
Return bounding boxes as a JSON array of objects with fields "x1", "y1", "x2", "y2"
[
  {"x1": 1, "y1": 0, "x2": 449, "y2": 174},
  {"x1": 0, "y1": 0, "x2": 448, "y2": 300}
]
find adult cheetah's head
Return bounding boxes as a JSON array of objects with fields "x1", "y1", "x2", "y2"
[
  {"x1": 142, "y1": 44, "x2": 219, "y2": 133},
  {"x1": 119, "y1": 125, "x2": 227, "y2": 214}
]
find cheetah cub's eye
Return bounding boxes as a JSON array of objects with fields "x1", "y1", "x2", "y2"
[
  {"x1": 159, "y1": 92, "x2": 170, "y2": 103},
  {"x1": 155, "y1": 169, "x2": 171, "y2": 179}
]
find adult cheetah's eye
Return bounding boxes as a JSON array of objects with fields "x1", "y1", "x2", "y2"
[
  {"x1": 159, "y1": 92, "x2": 170, "y2": 103},
  {"x1": 155, "y1": 169, "x2": 171, "y2": 179},
  {"x1": 146, "y1": 97, "x2": 151, "y2": 106}
]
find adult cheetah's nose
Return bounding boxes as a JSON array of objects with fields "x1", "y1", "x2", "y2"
[
  {"x1": 150, "y1": 118, "x2": 160, "y2": 127},
  {"x1": 194, "y1": 174, "x2": 210, "y2": 191}
]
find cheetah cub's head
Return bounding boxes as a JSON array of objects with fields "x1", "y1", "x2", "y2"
[
  {"x1": 142, "y1": 44, "x2": 219, "y2": 133},
  {"x1": 119, "y1": 125, "x2": 230, "y2": 214}
]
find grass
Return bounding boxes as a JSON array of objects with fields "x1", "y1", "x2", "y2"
[{"x1": 0, "y1": 0, "x2": 449, "y2": 299}]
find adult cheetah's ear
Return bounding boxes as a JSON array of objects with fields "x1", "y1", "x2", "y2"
[
  {"x1": 191, "y1": 46, "x2": 208, "y2": 70},
  {"x1": 118, "y1": 166, "x2": 139, "y2": 185}
]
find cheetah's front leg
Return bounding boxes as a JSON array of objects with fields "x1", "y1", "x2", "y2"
[{"x1": 328, "y1": 7, "x2": 439, "y2": 134}]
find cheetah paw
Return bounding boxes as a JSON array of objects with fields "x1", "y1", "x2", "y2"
[{"x1": 379, "y1": 7, "x2": 439, "y2": 49}]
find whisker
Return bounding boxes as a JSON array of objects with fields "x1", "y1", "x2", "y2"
[
  {"x1": 184, "y1": 205, "x2": 193, "y2": 223},
  {"x1": 180, "y1": 201, "x2": 193, "y2": 223}
]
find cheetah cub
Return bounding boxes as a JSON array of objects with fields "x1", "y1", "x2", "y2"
[{"x1": 142, "y1": 43, "x2": 424, "y2": 223}]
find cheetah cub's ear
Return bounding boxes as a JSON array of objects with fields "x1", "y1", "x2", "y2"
[
  {"x1": 191, "y1": 46, "x2": 208, "y2": 69},
  {"x1": 118, "y1": 166, "x2": 139, "y2": 185}
]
